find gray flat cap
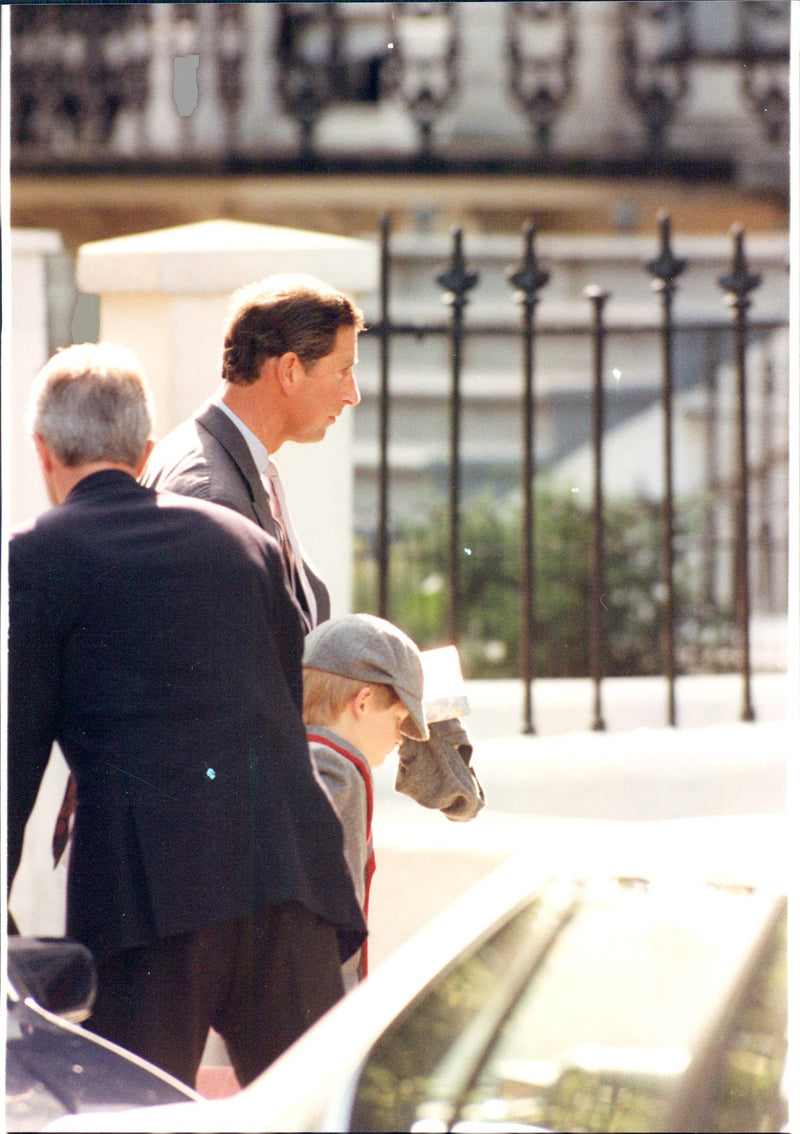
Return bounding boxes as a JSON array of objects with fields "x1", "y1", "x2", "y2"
[{"x1": 303, "y1": 613, "x2": 429, "y2": 741}]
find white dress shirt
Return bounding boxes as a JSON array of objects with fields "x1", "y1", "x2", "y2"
[{"x1": 214, "y1": 399, "x2": 318, "y2": 630}]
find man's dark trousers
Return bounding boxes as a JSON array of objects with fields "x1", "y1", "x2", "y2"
[{"x1": 89, "y1": 903, "x2": 343, "y2": 1087}]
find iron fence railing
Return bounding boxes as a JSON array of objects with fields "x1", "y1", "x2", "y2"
[{"x1": 364, "y1": 214, "x2": 788, "y2": 733}]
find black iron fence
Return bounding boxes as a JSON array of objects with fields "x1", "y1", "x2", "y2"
[{"x1": 362, "y1": 214, "x2": 788, "y2": 732}]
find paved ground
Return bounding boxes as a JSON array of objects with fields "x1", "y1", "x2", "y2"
[
  {"x1": 367, "y1": 670, "x2": 791, "y2": 967},
  {"x1": 451, "y1": 669, "x2": 789, "y2": 741}
]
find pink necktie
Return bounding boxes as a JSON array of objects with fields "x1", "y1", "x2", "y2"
[{"x1": 264, "y1": 462, "x2": 317, "y2": 632}]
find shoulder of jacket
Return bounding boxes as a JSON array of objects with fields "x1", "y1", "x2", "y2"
[{"x1": 309, "y1": 741, "x2": 368, "y2": 787}]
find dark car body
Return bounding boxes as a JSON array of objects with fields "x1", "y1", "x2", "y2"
[{"x1": 6, "y1": 937, "x2": 200, "y2": 1132}]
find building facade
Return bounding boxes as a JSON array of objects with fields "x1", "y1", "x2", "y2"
[{"x1": 10, "y1": 2, "x2": 790, "y2": 191}]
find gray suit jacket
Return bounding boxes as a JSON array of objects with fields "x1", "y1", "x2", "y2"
[{"x1": 142, "y1": 401, "x2": 330, "y2": 623}]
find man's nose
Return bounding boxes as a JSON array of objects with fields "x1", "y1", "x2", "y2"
[{"x1": 344, "y1": 371, "x2": 360, "y2": 406}]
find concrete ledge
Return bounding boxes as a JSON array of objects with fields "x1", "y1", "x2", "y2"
[
  {"x1": 76, "y1": 218, "x2": 378, "y2": 296},
  {"x1": 11, "y1": 227, "x2": 64, "y2": 255}
]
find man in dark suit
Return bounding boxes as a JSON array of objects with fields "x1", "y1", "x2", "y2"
[
  {"x1": 141, "y1": 273, "x2": 365, "y2": 630},
  {"x1": 7, "y1": 342, "x2": 366, "y2": 1089}
]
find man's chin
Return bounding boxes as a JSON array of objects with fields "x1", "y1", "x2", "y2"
[{"x1": 302, "y1": 421, "x2": 334, "y2": 443}]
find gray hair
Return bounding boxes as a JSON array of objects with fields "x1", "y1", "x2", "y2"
[{"x1": 27, "y1": 342, "x2": 154, "y2": 467}]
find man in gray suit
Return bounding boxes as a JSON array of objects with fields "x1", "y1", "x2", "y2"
[{"x1": 141, "y1": 273, "x2": 365, "y2": 629}]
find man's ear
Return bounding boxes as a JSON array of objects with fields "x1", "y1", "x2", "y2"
[
  {"x1": 135, "y1": 438, "x2": 155, "y2": 477},
  {"x1": 275, "y1": 351, "x2": 302, "y2": 395},
  {"x1": 32, "y1": 433, "x2": 62, "y2": 505},
  {"x1": 32, "y1": 433, "x2": 54, "y2": 476}
]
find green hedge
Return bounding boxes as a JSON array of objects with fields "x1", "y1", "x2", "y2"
[{"x1": 354, "y1": 490, "x2": 737, "y2": 679}]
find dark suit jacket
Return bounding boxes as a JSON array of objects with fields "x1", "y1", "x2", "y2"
[
  {"x1": 7, "y1": 471, "x2": 364, "y2": 965},
  {"x1": 141, "y1": 401, "x2": 330, "y2": 623}
]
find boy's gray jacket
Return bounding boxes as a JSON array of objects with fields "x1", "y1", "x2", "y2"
[
  {"x1": 396, "y1": 718, "x2": 485, "y2": 821},
  {"x1": 307, "y1": 727, "x2": 374, "y2": 990}
]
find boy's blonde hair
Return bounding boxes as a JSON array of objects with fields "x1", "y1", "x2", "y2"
[{"x1": 303, "y1": 667, "x2": 399, "y2": 727}]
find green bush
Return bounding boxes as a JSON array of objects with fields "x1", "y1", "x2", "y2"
[{"x1": 354, "y1": 489, "x2": 736, "y2": 679}]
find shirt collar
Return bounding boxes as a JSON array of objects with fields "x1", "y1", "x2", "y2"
[{"x1": 214, "y1": 397, "x2": 270, "y2": 474}]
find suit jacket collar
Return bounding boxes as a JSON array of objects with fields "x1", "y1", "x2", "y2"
[
  {"x1": 194, "y1": 401, "x2": 276, "y2": 534},
  {"x1": 193, "y1": 401, "x2": 331, "y2": 626},
  {"x1": 66, "y1": 468, "x2": 144, "y2": 502}
]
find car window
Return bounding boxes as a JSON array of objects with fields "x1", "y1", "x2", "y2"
[
  {"x1": 349, "y1": 879, "x2": 787, "y2": 1134},
  {"x1": 349, "y1": 881, "x2": 578, "y2": 1133},
  {"x1": 705, "y1": 907, "x2": 788, "y2": 1132},
  {"x1": 455, "y1": 885, "x2": 787, "y2": 1134}
]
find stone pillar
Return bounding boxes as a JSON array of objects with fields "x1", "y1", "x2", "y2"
[
  {"x1": 239, "y1": 3, "x2": 296, "y2": 152},
  {"x1": 7, "y1": 229, "x2": 63, "y2": 526},
  {"x1": 558, "y1": 1, "x2": 642, "y2": 154},
  {"x1": 190, "y1": 3, "x2": 225, "y2": 151},
  {"x1": 7, "y1": 229, "x2": 71, "y2": 936},
  {"x1": 448, "y1": 2, "x2": 528, "y2": 149},
  {"x1": 145, "y1": 4, "x2": 183, "y2": 153},
  {"x1": 76, "y1": 218, "x2": 378, "y2": 615}
]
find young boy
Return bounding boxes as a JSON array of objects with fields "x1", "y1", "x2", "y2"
[{"x1": 302, "y1": 613, "x2": 429, "y2": 990}]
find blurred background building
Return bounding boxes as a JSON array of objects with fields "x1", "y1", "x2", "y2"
[
  {"x1": 10, "y1": 1, "x2": 790, "y2": 239},
  {"x1": 6, "y1": 0, "x2": 792, "y2": 677}
]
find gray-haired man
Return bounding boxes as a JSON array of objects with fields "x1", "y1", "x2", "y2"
[{"x1": 8, "y1": 342, "x2": 365, "y2": 1089}]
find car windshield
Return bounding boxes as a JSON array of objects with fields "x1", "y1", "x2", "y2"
[{"x1": 350, "y1": 877, "x2": 786, "y2": 1133}]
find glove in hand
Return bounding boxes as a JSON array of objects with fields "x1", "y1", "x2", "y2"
[{"x1": 396, "y1": 717, "x2": 485, "y2": 821}]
